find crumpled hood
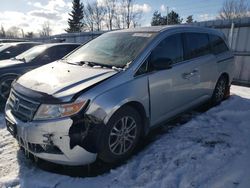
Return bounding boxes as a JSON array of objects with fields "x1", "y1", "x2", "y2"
[
  {"x1": 17, "y1": 61, "x2": 118, "y2": 98},
  {"x1": 0, "y1": 59, "x2": 23, "y2": 68}
]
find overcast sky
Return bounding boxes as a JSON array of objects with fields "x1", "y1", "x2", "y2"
[{"x1": 0, "y1": 0, "x2": 249, "y2": 35}]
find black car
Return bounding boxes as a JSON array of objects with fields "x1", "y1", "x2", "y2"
[
  {"x1": 0, "y1": 42, "x2": 40, "y2": 60},
  {"x1": 0, "y1": 43, "x2": 80, "y2": 102}
]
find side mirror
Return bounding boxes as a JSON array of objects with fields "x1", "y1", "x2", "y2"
[{"x1": 151, "y1": 57, "x2": 173, "y2": 70}]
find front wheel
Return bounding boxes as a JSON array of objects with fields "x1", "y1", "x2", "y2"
[
  {"x1": 98, "y1": 106, "x2": 143, "y2": 164},
  {"x1": 211, "y1": 76, "x2": 228, "y2": 105}
]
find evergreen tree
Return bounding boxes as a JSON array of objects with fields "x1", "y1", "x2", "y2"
[
  {"x1": 0, "y1": 25, "x2": 6, "y2": 38},
  {"x1": 66, "y1": 0, "x2": 84, "y2": 33},
  {"x1": 167, "y1": 10, "x2": 182, "y2": 25},
  {"x1": 25, "y1": 32, "x2": 34, "y2": 39},
  {"x1": 186, "y1": 15, "x2": 194, "y2": 23},
  {"x1": 151, "y1": 10, "x2": 182, "y2": 26},
  {"x1": 151, "y1": 11, "x2": 165, "y2": 26}
]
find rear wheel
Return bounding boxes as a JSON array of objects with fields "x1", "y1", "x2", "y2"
[
  {"x1": 99, "y1": 106, "x2": 142, "y2": 164},
  {"x1": 0, "y1": 75, "x2": 16, "y2": 104},
  {"x1": 211, "y1": 76, "x2": 228, "y2": 105}
]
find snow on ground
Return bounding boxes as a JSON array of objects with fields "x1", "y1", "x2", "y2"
[{"x1": 0, "y1": 85, "x2": 250, "y2": 188}]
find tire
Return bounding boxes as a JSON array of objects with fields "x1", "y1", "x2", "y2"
[
  {"x1": 0, "y1": 75, "x2": 17, "y2": 104},
  {"x1": 211, "y1": 75, "x2": 228, "y2": 105},
  {"x1": 98, "y1": 106, "x2": 143, "y2": 164}
]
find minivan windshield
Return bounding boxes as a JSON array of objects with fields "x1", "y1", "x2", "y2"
[
  {"x1": 65, "y1": 32, "x2": 156, "y2": 68},
  {"x1": 15, "y1": 45, "x2": 46, "y2": 63}
]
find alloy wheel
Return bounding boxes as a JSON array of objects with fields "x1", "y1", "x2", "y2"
[{"x1": 108, "y1": 116, "x2": 137, "y2": 155}]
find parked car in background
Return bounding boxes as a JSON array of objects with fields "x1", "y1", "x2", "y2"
[
  {"x1": 0, "y1": 43, "x2": 80, "y2": 102},
  {"x1": 0, "y1": 39, "x2": 29, "y2": 43},
  {"x1": 5, "y1": 25, "x2": 235, "y2": 166},
  {"x1": 0, "y1": 42, "x2": 40, "y2": 61}
]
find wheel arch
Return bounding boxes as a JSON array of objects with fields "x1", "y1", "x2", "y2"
[
  {"x1": 99, "y1": 99, "x2": 150, "y2": 137},
  {"x1": 0, "y1": 73, "x2": 20, "y2": 81},
  {"x1": 120, "y1": 101, "x2": 150, "y2": 137},
  {"x1": 0, "y1": 73, "x2": 20, "y2": 101}
]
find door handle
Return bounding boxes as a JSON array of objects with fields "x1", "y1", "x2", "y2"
[
  {"x1": 182, "y1": 69, "x2": 199, "y2": 79},
  {"x1": 182, "y1": 72, "x2": 192, "y2": 79},
  {"x1": 191, "y1": 69, "x2": 199, "y2": 74}
]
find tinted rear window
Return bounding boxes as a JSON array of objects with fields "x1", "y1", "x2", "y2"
[
  {"x1": 183, "y1": 33, "x2": 210, "y2": 60},
  {"x1": 46, "y1": 45, "x2": 79, "y2": 60},
  {"x1": 209, "y1": 34, "x2": 229, "y2": 55}
]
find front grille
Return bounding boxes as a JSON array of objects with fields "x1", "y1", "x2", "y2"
[{"x1": 8, "y1": 90, "x2": 40, "y2": 122}]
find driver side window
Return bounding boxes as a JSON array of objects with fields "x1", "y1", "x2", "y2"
[
  {"x1": 136, "y1": 33, "x2": 183, "y2": 75},
  {"x1": 151, "y1": 33, "x2": 183, "y2": 66}
]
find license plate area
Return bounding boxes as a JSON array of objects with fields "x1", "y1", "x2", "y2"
[{"x1": 6, "y1": 118, "x2": 17, "y2": 137}]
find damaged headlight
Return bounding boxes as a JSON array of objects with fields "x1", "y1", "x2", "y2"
[{"x1": 34, "y1": 100, "x2": 88, "y2": 120}]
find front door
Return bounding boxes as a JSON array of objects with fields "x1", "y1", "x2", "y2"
[{"x1": 148, "y1": 33, "x2": 197, "y2": 126}]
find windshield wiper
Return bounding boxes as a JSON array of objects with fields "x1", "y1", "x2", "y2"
[
  {"x1": 12, "y1": 57, "x2": 26, "y2": 63},
  {"x1": 66, "y1": 60, "x2": 124, "y2": 71},
  {"x1": 73, "y1": 61, "x2": 113, "y2": 69},
  {"x1": 18, "y1": 58, "x2": 26, "y2": 63},
  {"x1": 111, "y1": 66, "x2": 123, "y2": 71}
]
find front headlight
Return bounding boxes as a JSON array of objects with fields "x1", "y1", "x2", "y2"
[{"x1": 34, "y1": 100, "x2": 87, "y2": 120}]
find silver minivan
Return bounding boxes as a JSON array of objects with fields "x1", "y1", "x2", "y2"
[{"x1": 5, "y1": 25, "x2": 235, "y2": 165}]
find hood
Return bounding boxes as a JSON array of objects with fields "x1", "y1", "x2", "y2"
[
  {"x1": 17, "y1": 61, "x2": 118, "y2": 98},
  {"x1": 0, "y1": 59, "x2": 23, "y2": 68}
]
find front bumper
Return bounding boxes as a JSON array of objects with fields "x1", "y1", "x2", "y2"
[{"x1": 5, "y1": 108, "x2": 97, "y2": 166}]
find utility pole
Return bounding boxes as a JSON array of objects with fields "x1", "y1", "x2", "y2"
[
  {"x1": 21, "y1": 29, "x2": 25, "y2": 38},
  {"x1": 167, "y1": 6, "x2": 169, "y2": 25}
]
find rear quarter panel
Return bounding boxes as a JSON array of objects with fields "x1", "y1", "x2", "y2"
[{"x1": 217, "y1": 52, "x2": 235, "y2": 84}]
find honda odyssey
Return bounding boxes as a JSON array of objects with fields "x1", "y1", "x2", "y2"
[{"x1": 5, "y1": 25, "x2": 235, "y2": 165}]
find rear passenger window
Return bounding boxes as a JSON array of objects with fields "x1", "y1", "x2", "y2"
[
  {"x1": 209, "y1": 34, "x2": 229, "y2": 55},
  {"x1": 151, "y1": 33, "x2": 183, "y2": 64},
  {"x1": 184, "y1": 33, "x2": 210, "y2": 60}
]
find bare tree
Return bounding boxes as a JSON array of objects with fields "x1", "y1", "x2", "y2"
[
  {"x1": 124, "y1": 0, "x2": 132, "y2": 28},
  {"x1": 83, "y1": 3, "x2": 95, "y2": 31},
  {"x1": 40, "y1": 21, "x2": 52, "y2": 37},
  {"x1": 82, "y1": 0, "x2": 143, "y2": 31},
  {"x1": 92, "y1": 2, "x2": 106, "y2": 31},
  {"x1": 6, "y1": 26, "x2": 21, "y2": 38},
  {"x1": 83, "y1": 2, "x2": 106, "y2": 31},
  {"x1": 130, "y1": 9, "x2": 142, "y2": 28},
  {"x1": 104, "y1": 0, "x2": 116, "y2": 30},
  {"x1": 122, "y1": 0, "x2": 141, "y2": 29},
  {"x1": 114, "y1": 12, "x2": 123, "y2": 29},
  {"x1": 219, "y1": 0, "x2": 250, "y2": 20}
]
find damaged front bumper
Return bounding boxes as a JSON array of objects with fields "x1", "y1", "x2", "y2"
[{"x1": 5, "y1": 108, "x2": 97, "y2": 166}]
